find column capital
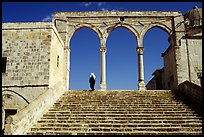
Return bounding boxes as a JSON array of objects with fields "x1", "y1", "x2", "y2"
[
  {"x1": 136, "y1": 47, "x2": 144, "y2": 55},
  {"x1": 100, "y1": 47, "x2": 107, "y2": 53}
]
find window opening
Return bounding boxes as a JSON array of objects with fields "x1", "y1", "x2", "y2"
[
  {"x1": 2, "y1": 57, "x2": 7, "y2": 73},
  {"x1": 57, "y1": 56, "x2": 59, "y2": 67}
]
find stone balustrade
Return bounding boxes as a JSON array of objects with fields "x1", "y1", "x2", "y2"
[{"x1": 4, "y1": 83, "x2": 65, "y2": 135}]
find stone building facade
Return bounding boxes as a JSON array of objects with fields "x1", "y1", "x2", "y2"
[
  {"x1": 2, "y1": 23, "x2": 67, "y2": 130},
  {"x1": 146, "y1": 6, "x2": 202, "y2": 90},
  {"x1": 2, "y1": 7, "x2": 202, "y2": 134}
]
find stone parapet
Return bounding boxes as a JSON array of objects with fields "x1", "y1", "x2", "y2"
[
  {"x1": 53, "y1": 11, "x2": 181, "y2": 18},
  {"x1": 4, "y1": 82, "x2": 65, "y2": 135},
  {"x1": 2, "y1": 22, "x2": 53, "y2": 30},
  {"x1": 174, "y1": 81, "x2": 202, "y2": 115}
]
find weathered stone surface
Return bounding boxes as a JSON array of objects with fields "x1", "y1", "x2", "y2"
[
  {"x1": 2, "y1": 22, "x2": 52, "y2": 87},
  {"x1": 26, "y1": 90, "x2": 202, "y2": 135},
  {"x1": 2, "y1": 22, "x2": 66, "y2": 119}
]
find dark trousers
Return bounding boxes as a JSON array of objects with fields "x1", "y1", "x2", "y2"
[{"x1": 90, "y1": 83, "x2": 95, "y2": 91}]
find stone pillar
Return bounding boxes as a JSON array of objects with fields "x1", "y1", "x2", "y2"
[
  {"x1": 2, "y1": 107, "x2": 5, "y2": 131},
  {"x1": 64, "y1": 47, "x2": 70, "y2": 90},
  {"x1": 136, "y1": 47, "x2": 145, "y2": 90},
  {"x1": 100, "y1": 47, "x2": 107, "y2": 91}
]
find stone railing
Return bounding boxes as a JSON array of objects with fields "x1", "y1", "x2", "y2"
[
  {"x1": 173, "y1": 80, "x2": 202, "y2": 115},
  {"x1": 4, "y1": 83, "x2": 65, "y2": 135}
]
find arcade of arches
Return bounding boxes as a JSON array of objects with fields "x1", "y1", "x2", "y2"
[
  {"x1": 53, "y1": 11, "x2": 183, "y2": 90},
  {"x1": 70, "y1": 27, "x2": 140, "y2": 90}
]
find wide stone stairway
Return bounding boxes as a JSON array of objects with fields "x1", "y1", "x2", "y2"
[{"x1": 27, "y1": 90, "x2": 202, "y2": 135}]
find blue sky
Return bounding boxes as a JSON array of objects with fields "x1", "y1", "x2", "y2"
[{"x1": 2, "y1": 2, "x2": 202, "y2": 90}]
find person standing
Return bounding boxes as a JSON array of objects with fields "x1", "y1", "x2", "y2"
[{"x1": 89, "y1": 72, "x2": 96, "y2": 91}]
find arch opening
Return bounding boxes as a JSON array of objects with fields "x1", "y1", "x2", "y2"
[
  {"x1": 143, "y1": 26, "x2": 170, "y2": 90},
  {"x1": 106, "y1": 26, "x2": 138, "y2": 90},
  {"x1": 69, "y1": 24, "x2": 102, "y2": 45},
  {"x1": 107, "y1": 24, "x2": 139, "y2": 42},
  {"x1": 69, "y1": 27, "x2": 100, "y2": 90}
]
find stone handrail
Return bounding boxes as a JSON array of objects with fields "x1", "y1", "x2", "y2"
[{"x1": 4, "y1": 84, "x2": 65, "y2": 135}]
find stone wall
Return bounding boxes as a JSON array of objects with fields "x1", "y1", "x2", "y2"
[
  {"x1": 173, "y1": 81, "x2": 202, "y2": 115},
  {"x1": 2, "y1": 22, "x2": 53, "y2": 106},
  {"x1": 177, "y1": 37, "x2": 202, "y2": 87},
  {"x1": 146, "y1": 78, "x2": 156, "y2": 90},
  {"x1": 146, "y1": 35, "x2": 202, "y2": 90},
  {"x1": 2, "y1": 22, "x2": 67, "y2": 135},
  {"x1": 147, "y1": 45, "x2": 177, "y2": 90},
  {"x1": 185, "y1": 39, "x2": 202, "y2": 85},
  {"x1": 163, "y1": 45, "x2": 177, "y2": 90},
  {"x1": 2, "y1": 22, "x2": 52, "y2": 87},
  {"x1": 146, "y1": 69, "x2": 164, "y2": 90},
  {"x1": 49, "y1": 25, "x2": 66, "y2": 88}
]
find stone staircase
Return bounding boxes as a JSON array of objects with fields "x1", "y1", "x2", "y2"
[{"x1": 27, "y1": 90, "x2": 202, "y2": 135}]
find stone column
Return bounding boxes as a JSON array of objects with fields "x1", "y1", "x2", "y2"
[
  {"x1": 100, "y1": 47, "x2": 107, "y2": 91},
  {"x1": 64, "y1": 47, "x2": 70, "y2": 90},
  {"x1": 136, "y1": 47, "x2": 145, "y2": 90}
]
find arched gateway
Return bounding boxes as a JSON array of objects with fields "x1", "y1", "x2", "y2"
[{"x1": 52, "y1": 11, "x2": 185, "y2": 90}]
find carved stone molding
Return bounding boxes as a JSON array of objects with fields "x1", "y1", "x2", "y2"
[
  {"x1": 100, "y1": 47, "x2": 107, "y2": 53},
  {"x1": 136, "y1": 47, "x2": 144, "y2": 55}
]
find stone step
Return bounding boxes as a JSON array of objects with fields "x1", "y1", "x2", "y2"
[
  {"x1": 62, "y1": 90, "x2": 173, "y2": 95},
  {"x1": 58, "y1": 96, "x2": 178, "y2": 99},
  {"x1": 42, "y1": 113, "x2": 199, "y2": 118},
  {"x1": 48, "y1": 108, "x2": 193, "y2": 112},
  {"x1": 27, "y1": 130, "x2": 202, "y2": 135},
  {"x1": 40, "y1": 116, "x2": 201, "y2": 122},
  {"x1": 45, "y1": 110, "x2": 198, "y2": 115},
  {"x1": 29, "y1": 126, "x2": 202, "y2": 133},
  {"x1": 58, "y1": 99, "x2": 179, "y2": 102},
  {"x1": 59, "y1": 97, "x2": 177, "y2": 99},
  {"x1": 53, "y1": 103, "x2": 188, "y2": 106},
  {"x1": 52, "y1": 101, "x2": 189, "y2": 105},
  {"x1": 59, "y1": 94, "x2": 176, "y2": 97},
  {"x1": 57, "y1": 99, "x2": 181, "y2": 102},
  {"x1": 54, "y1": 100, "x2": 187, "y2": 103},
  {"x1": 63, "y1": 90, "x2": 172, "y2": 93},
  {"x1": 50, "y1": 104, "x2": 190, "y2": 107},
  {"x1": 49, "y1": 104, "x2": 189, "y2": 108},
  {"x1": 33, "y1": 122, "x2": 202, "y2": 128},
  {"x1": 60, "y1": 96, "x2": 177, "y2": 99},
  {"x1": 37, "y1": 119, "x2": 202, "y2": 124},
  {"x1": 50, "y1": 106, "x2": 191, "y2": 110}
]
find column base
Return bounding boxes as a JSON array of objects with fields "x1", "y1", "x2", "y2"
[
  {"x1": 138, "y1": 81, "x2": 145, "y2": 90},
  {"x1": 100, "y1": 83, "x2": 106, "y2": 91}
]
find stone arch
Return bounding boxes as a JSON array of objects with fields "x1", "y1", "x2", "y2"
[
  {"x1": 106, "y1": 23, "x2": 139, "y2": 46},
  {"x1": 2, "y1": 90, "x2": 30, "y2": 104},
  {"x1": 67, "y1": 23, "x2": 102, "y2": 48},
  {"x1": 140, "y1": 22, "x2": 171, "y2": 46},
  {"x1": 68, "y1": 25, "x2": 101, "y2": 90},
  {"x1": 2, "y1": 89, "x2": 30, "y2": 111}
]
